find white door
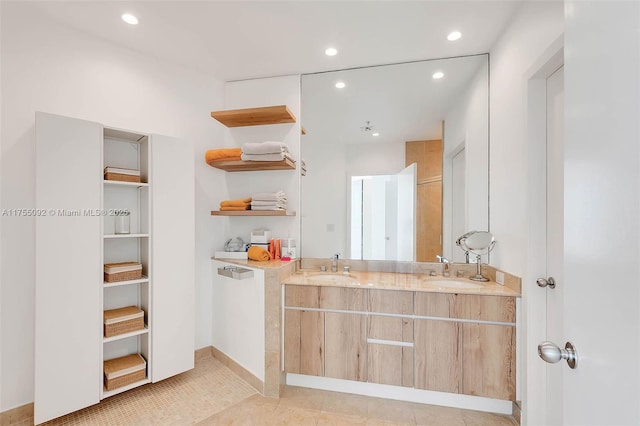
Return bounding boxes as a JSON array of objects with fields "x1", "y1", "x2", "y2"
[
  {"x1": 34, "y1": 112, "x2": 102, "y2": 424},
  {"x1": 149, "y1": 134, "x2": 195, "y2": 381},
  {"x1": 396, "y1": 163, "x2": 416, "y2": 261},
  {"x1": 544, "y1": 66, "x2": 564, "y2": 425}
]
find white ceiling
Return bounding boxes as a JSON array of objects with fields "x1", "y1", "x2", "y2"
[
  {"x1": 302, "y1": 55, "x2": 487, "y2": 144},
  {"x1": 31, "y1": 1, "x2": 520, "y2": 81}
]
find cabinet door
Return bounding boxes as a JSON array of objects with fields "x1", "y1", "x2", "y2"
[
  {"x1": 284, "y1": 309, "x2": 324, "y2": 376},
  {"x1": 149, "y1": 135, "x2": 195, "y2": 381},
  {"x1": 35, "y1": 112, "x2": 102, "y2": 424},
  {"x1": 414, "y1": 319, "x2": 462, "y2": 393},
  {"x1": 462, "y1": 323, "x2": 516, "y2": 400},
  {"x1": 324, "y1": 313, "x2": 367, "y2": 382}
]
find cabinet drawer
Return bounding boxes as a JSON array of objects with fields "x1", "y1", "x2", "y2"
[
  {"x1": 285, "y1": 285, "x2": 320, "y2": 308},
  {"x1": 320, "y1": 287, "x2": 366, "y2": 311},
  {"x1": 369, "y1": 289, "x2": 413, "y2": 314},
  {"x1": 368, "y1": 315, "x2": 413, "y2": 342}
]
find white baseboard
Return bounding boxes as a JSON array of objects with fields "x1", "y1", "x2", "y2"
[{"x1": 286, "y1": 373, "x2": 513, "y2": 415}]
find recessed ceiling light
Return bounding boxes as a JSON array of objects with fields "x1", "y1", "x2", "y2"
[
  {"x1": 372, "y1": 133, "x2": 380, "y2": 137},
  {"x1": 122, "y1": 13, "x2": 139, "y2": 25},
  {"x1": 325, "y1": 47, "x2": 338, "y2": 56},
  {"x1": 335, "y1": 81, "x2": 346, "y2": 89},
  {"x1": 432, "y1": 71, "x2": 444, "y2": 79},
  {"x1": 447, "y1": 31, "x2": 462, "y2": 41}
]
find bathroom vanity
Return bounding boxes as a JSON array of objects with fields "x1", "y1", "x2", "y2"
[
  {"x1": 211, "y1": 257, "x2": 520, "y2": 414},
  {"x1": 282, "y1": 271, "x2": 517, "y2": 402}
]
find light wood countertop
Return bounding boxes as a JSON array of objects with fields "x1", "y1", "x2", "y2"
[{"x1": 282, "y1": 270, "x2": 520, "y2": 297}]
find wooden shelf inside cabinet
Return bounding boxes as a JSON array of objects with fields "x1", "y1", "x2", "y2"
[
  {"x1": 104, "y1": 233, "x2": 149, "y2": 239},
  {"x1": 208, "y1": 157, "x2": 296, "y2": 172},
  {"x1": 210, "y1": 105, "x2": 296, "y2": 127},
  {"x1": 104, "y1": 276, "x2": 149, "y2": 288},
  {"x1": 103, "y1": 180, "x2": 148, "y2": 188},
  {"x1": 103, "y1": 326, "x2": 149, "y2": 343},
  {"x1": 102, "y1": 378, "x2": 149, "y2": 398},
  {"x1": 211, "y1": 210, "x2": 296, "y2": 217}
]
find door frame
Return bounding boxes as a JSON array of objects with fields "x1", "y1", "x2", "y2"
[{"x1": 523, "y1": 35, "x2": 564, "y2": 426}]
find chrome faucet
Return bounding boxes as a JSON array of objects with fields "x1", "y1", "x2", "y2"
[
  {"x1": 331, "y1": 253, "x2": 339, "y2": 272},
  {"x1": 436, "y1": 255, "x2": 450, "y2": 277}
]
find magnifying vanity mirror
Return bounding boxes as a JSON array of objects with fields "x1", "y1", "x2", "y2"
[
  {"x1": 456, "y1": 230, "x2": 496, "y2": 281},
  {"x1": 300, "y1": 54, "x2": 489, "y2": 262}
]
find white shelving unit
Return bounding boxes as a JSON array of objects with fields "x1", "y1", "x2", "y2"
[
  {"x1": 35, "y1": 112, "x2": 195, "y2": 425},
  {"x1": 102, "y1": 127, "x2": 151, "y2": 399}
]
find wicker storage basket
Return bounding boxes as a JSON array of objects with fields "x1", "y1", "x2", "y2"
[
  {"x1": 104, "y1": 262, "x2": 142, "y2": 283},
  {"x1": 104, "y1": 167, "x2": 141, "y2": 183},
  {"x1": 104, "y1": 353, "x2": 147, "y2": 391},
  {"x1": 104, "y1": 306, "x2": 144, "y2": 337}
]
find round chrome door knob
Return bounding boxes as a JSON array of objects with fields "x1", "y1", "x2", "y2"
[
  {"x1": 536, "y1": 277, "x2": 556, "y2": 288},
  {"x1": 538, "y1": 341, "x2": 578, "y2": 369}
]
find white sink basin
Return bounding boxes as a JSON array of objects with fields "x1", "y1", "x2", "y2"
[
  {"x1": 427, "y1": 280, "x2": 484, "y2": 289},
  {"x1": 308, "y1": 274, "x2": 359, "y2": 283}
]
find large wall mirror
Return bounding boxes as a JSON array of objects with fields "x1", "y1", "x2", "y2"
[{"x1": 300, "y1": 54, "x2": 489, "y2": 262}]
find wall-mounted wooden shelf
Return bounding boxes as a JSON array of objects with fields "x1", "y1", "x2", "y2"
[
  {"x1": 207, "y1": 157, "x2": 296, "y2": 172},
  {"x1": 211, "y1": 210, "x2": 296, "y2": 217},
  {"x1": 210, "y1": 105, "x2": 296, "y2": 128}
]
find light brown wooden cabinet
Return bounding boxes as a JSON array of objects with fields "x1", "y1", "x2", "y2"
[
  {"x1": 284, "y1": 285, "x2": 367, "y2": 381},
  {"x1": 284, "y1": 285, "x2": 516, "y2": 401},
  {"x1": 413, "y1": 292, "x2": 516, "y2": 400}
]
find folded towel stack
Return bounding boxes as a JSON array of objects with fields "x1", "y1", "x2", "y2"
[
  {"x1": 205, "y1": 148, "x2": 243, "y2": 166},
  {"x1": 219, "y1": 197, "x2": 252, "y2": 211},
  {"x1": 241, "y1": 141, "x2": 294, "y2": 162},
  {"x1": 251, "y1": 191, "x2": 287, "y2": 211}
]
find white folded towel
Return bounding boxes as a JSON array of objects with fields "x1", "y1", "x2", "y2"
[
  {"x1": 252, "y1": 205, "x2": 286, "y2": 211},
  {"x1": 252, "y1": 191, "x2": 287, "y2": 202},
  {"x1": 250, "y1": 200, "x2": 287, "y2": 207},
  {"x1": 241, "y1": 141, "x2": 289, "y2": 155},
  {"x1": 241, "y1": 152, "x2": 293, "y2": 162}
]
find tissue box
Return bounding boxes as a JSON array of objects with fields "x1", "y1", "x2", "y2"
[{"x1": 251, "y1": 230, "x2": 272, "y2": 244}]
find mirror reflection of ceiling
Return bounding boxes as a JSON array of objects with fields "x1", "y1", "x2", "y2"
[
  {"x1": 302, "y1": 56, "x2": 486, "y2": 146},
  {"x1": 26, "y1": 2, "x2": 519, "y2": 80}
]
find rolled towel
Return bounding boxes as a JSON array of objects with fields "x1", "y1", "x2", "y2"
[
  {"x1": 241, "y1": 141, "x2": 289, "y2": 155},
  {"x1": 220, "y1": 197, "x2": 252, "y2": 208},
  {"x1": 248, "y1": 245, "x2": 271, "y2": 261},
  {"x1": 205, "y1": 148, "x2": 242, "y2": 165},
  {"x1": 241, "y1": 152, "x2": 293, "y2": 162}
]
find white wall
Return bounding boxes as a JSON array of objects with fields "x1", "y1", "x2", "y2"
[
  {"x1": 489, "y1": 1, "x2": 564, "y2": 276},
  {"x1": 487, "y1": 2, "x2": 563, "y2": 423},
  {"x1": 442, "y1": 59, "x2": 489, "y2": 261},
  {"x1": 215, "y1": 76, "x2": 302, "y2": 248},
  {"x1": 0, "y1": 3, "x2": 224, "y2": 411}
]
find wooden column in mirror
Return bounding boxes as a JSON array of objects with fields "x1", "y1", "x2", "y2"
[{"x1": 406, "y1": 139, "x2": 443, "y2": 261}]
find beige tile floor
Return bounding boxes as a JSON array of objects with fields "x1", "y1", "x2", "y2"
[{"x1": 36, "y1": 355, "x2": 517, "y2": 426}]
